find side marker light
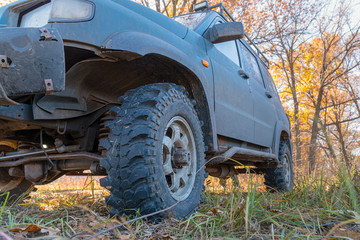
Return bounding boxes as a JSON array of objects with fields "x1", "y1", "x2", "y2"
[{"x1": 202, "y1": 60, "x2": 209, "y2": 68}]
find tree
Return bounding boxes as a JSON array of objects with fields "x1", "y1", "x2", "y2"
[
  {"x1": 305, "y1": 2, "x2": 360, "y2": 173},
  {"x1": 263, "y1": 0, "x2": 321, "y2": 167},
  {"x1": 319, "y1": 75, "x2": 360, "y2": 170},
  {"x1": 136, "y1": 0, "x2": 198, "y2": 17}
]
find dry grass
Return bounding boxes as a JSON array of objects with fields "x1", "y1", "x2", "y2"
[{"x1": 0, "y1": 169, "x2": 359, "y2": 239}]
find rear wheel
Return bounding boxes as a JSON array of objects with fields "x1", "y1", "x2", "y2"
[
  {"x1": 264, "y1": 140, "x2": 294, "y2": 192},
  {"x1": 99, "y1": 83, "x2": 206, "y2": 220}
]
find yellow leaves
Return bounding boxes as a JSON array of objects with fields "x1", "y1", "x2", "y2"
[{"x1": 296, "y1": 83, "x2": 315, "y2": 93}]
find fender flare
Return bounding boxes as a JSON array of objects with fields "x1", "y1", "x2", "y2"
[
  {"x1": 101, "y1": 31, "x2": 206, "y2": 81},
  {"x1": 101, "y1": 31, "x2": 218, "y2": 150},
  {"x1": 272, "y1": 120, "x2": 292, "y2": 157}
]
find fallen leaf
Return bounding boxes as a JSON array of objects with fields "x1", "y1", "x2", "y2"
[
  {"x1": 270, "y1": 209, "x2": 282, "y2": 213},
  {"x1": 211, "y1": 208, "x2": 219, "y2": 216},
  {"x1": 8, "y1": 228, "x2": 23, "y2": 233},
  {"x1": 24, "y1": 224, "x2": 41, "y2": 233}
]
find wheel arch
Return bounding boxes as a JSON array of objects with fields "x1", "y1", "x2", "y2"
[
  {"x1": 142, "y1": 53, "x2": 217, "y2": 152},
  {"x1": 273, "y1": 120, "x2": 292, "y2": 157}
]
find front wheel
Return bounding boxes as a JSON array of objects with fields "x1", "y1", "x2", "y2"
[
  {"x1": 100, "y1": 83, "x2": 206, "y2": 220},
  {"x1": 0, "y1": 178, "x2": 33, "y2": 204}
]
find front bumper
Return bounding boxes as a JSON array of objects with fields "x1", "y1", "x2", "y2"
[{"x1": 0, "y1": 27, "x2": 65, "y2": 105}]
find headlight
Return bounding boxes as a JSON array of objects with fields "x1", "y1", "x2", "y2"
[{"x1": 19, "y1": 0, "x2": 94, "y2": 28}]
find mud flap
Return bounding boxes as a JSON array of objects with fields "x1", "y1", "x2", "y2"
[{"x1": 0, "y1": 27, "x2": 65, "y2": 105}]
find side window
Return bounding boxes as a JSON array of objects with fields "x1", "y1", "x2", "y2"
[
  {"x1": 213, "y1": 20, "x2": 240, "y2": 66},
  {"x1": 238, "y1": 42, "x2": 264, "y2": 87},
  {"x1": 261, "y1": 64, "x2": 279, "y2": 95},
  {"x1": 214, "y1": 41, "x2": 240, "y2": 66}
]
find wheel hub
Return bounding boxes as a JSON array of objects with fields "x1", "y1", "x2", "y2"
[
  {"x1": 283, "y1": 155, "x2": 291, "y2": 187},
  {"x1": 172, "y1": 148, "x2": 191, "y2": 167},
  {"x1": 162, "y1": 116, "x2": 197, "y2": 201}
]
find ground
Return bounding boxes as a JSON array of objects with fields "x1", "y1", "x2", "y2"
[{"x1": 0, "y1": 170, "x2": 360, "y2": 239}]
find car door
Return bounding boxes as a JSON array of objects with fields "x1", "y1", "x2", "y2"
[
  {"x1": 259, "y1": 62, "x2": 288, "y2": 130},
  {"x1": 238, "y1": 41, "x2": 277, "y2": 147},
  {"x1": 205, "y1": 19, "x2": 254, "y2": 143}
]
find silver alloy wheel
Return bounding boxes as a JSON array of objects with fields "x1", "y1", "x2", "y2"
[
  {"x1": 283, "y1": 155, "x2": 291, "y2": 187},
  {"x1": 162, "y1": 116, "x2": 197, "y2": 201}
]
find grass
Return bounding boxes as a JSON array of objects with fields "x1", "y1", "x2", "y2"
[{"x1": 0, "y1": 168, "x2": 359, "y2": 239}]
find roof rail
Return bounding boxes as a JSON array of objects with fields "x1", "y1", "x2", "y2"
[
  {"x1": 244, "y1": 33, "x2": 270, "y2": 68},
  {"x1": 209, "y1": 3, "x2": 235, "y2": 22},
  {"x1": 195, "y1": 1, "x2": 270, "y2": 68}
]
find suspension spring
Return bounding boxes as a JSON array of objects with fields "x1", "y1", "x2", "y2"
[
  {"x1": 18, "y1": 141, "x2": 36, "y2": 150},
  {"x1": 97, "y1": 111, "x2": 115, "y2": 155}
]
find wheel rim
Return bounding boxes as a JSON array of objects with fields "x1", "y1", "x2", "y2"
[
  {"x1": 162, "y1": 116, "x2": 197, "y2": 201},
  {"x1": 283, "y1": 155, "x2": 291, "y2": 188}
]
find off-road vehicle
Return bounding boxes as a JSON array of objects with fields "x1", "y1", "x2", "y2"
[{"x1": 0, "y1": 0, "x2": 293, "y2": 219}]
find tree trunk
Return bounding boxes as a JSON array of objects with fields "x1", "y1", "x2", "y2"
[
  {"x1": 155, "y1": 0, "x2": 160, "y2": 12},
  {"x1": 308, "y1": 87, "x2": 324, "y2": 174},
  {"x1": 293, "y1": 93, "x2": 302, "y2": 166},
  {"x1": 335, "y1": 121, "x2": 351, "y2": 170},
  {"x1": 320, "y1": 121, "x2": 337, "y2": 159},
  {"x1": 289, "y1": 66, "x2": 302, "y2": 167}
]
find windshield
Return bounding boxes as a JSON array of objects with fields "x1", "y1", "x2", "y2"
[{"x1": 173, "y1": 12, "x2": 207, "y2": 30}]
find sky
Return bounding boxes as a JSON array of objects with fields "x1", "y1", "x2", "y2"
[
  {"x1": 353, "y1": 2, "x2": 360, "y2": 25},
  {"x1": 348, "y1": 0, "x2": 360, "y2": 27}
]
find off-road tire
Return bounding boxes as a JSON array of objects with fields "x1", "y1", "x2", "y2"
[
  {"x1": 264, "y1": 140, "x2": 294, "y2": 192},
  {"x1": 99, "y1": 83, "x2": 206, "y2": 220},
  {"x1": 0, "y1": 180, "x2": 33, "y2": 204}
]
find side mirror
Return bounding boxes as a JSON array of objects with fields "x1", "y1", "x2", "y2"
[{"x1": 205, "y1": 22, "x2": 245, "y2": 44}]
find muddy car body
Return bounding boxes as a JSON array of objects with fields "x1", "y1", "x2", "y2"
[{"x1": 0, "y1": 0, "x2": 293, "y2": 219}]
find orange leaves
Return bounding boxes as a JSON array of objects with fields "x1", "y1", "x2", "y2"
[
  {"x1": 8, "y1": 228, "x2": 22, "y2": 233},
  {"x1": 24, "y1": 224, "x2": 41, "y2": 233},
  {"x1": 8, "y1": 224, "x2": 43, "y2": 239},
  {"x1": 9, "y1": 224, "x2": 41, "y2": 233}
]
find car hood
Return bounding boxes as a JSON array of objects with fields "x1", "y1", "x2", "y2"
[{"x1": 111, "y1": 0, "x2": 188, "y2": 39}]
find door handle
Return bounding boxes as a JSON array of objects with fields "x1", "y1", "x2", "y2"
[
  {"x1": 265, "y1": 91, "x2": 273, "y2": 98},
  {"x1": 238, "y1": 69, "x2": 249, "y2": 79}
]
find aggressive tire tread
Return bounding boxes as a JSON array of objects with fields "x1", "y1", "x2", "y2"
[
  {"x1": 264, "y1": 140, "x2": 294, "y2": 192},
  {"x1": 100, "y1": 83, "x2": 206, "y2": 219}
]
